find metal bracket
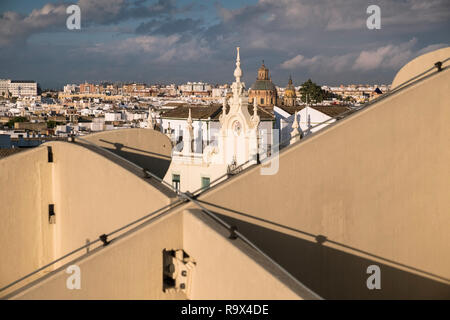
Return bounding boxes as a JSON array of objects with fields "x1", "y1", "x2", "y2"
[
  {"x1": 228, "y1": 225, "x2": 238, "y2": 240},
  {"x1": 143, "y1": 168, "x2": 151, "y2": 179},
  {"x1": 99, "y1": 234, "x2": 110, "y2": 246}
]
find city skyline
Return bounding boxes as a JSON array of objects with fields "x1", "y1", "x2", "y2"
[{"x1": 0, "y1": 0, "x2": 449, "y2": 88}]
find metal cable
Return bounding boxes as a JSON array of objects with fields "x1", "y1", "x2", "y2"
[{"x1": 2, "y1": 58, "x2": 447, "y2": 296}]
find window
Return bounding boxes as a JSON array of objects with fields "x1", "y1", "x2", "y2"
[
  {"x1": 172, "y1": 174, "x2": 180, "y2": 191},
  {"x1": 201, "y1": 176, "x2": 210, "y2": 189},
  {"x1": 267, "y1": 144, "x2": 272, "y2": 157},
  {"x1": 260, "y1": 98, "x2": 264, "y2": 104}
]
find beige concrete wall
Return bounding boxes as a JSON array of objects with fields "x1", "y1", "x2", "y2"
[
  {"x1": 391, "y1": 47, "x2": 449, "y2": 89},
  {"x1": 196, "y1": 68, "x2": 450, "y2": 299},
  {"x1": 0, "y1": 148, "x2": 54, "y2": 288},
  {"x1": 0, "y1": 140, "x2": 173, "y2": 293},
  {"x1": 183, "y1": 209, "x2": 315, "y2": 299},
  {"x1": 49, "y1": 141, "x2": 172, "y2": 263},
  {"x1": 10, "y1": 212, "x2": 185, "y2": 299},
  {"x1": 3, "y1": 53, "x2": 449, "y2": 300},
  {"x1": 163, "y1": 159, "x2": 227, "y2": 193},
  {"x1": 82, "y1": 128, "x2": 172, "y2": 178},
  {"x1": 9, "y1": 209, "x2": 315, "y2": 300}
]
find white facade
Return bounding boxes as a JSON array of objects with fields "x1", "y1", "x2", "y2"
[
  {"x1": 163, "y1": 47, "x2": 267, "y2": 192},
  {"x1": 0, "y1": 79, "x2": 11, "y2": 96},
  {"x1": 63, "y1": 84, "x2": 77, "y2": 94},
  {"x1": 8, "y1": 81, "x2": 37, "y2": 97},
  {"x1": 105, "y1": 112, "x2": 123, "y2": 122},
  {"x1": 212, "y1": 87, "x2": 231, "y2": 98},
  {"x1": 274, "y1": 105, "x2": 336, "y2": 145},
  {"x1": 179, "y1": 82, "x2": 212, "y2": 95}
]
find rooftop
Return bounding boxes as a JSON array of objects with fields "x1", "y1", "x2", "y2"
[
  {"x1": 250, "y1": 79, "x2": 277, "y2": 91},
  {"x1": 0, "y1": 47, "x2": 449, "y2": 300},
  {"x1": 278, "y1": 104, "x2": 353, "y2": 118},
  {"x1": 161, "y1": 104, "x2": 275, "y2": 121}
]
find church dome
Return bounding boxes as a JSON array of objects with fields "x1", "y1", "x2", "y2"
[
  {"x1": 258, "y1": 62, "x2": 268, "y2": 74},
  {"x1": 284, "y1": 76, "x2": 296, "y2": 98},
  {"x1": 250, "y1": 80, "x2": 277, "y2": 91},
  {"x1": 251, "y1": 60, "x2": 276, "y2": 91},
  {"x1": 249, "y1": 60, "x2": 278, "y2": 107},
  {"x1": 257, "y1": 61, "x2": 269, "y2": 80}
]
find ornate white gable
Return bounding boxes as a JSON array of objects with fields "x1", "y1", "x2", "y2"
[{"x1": 218, "y1": 47, "x2": 260, "y2": 166}]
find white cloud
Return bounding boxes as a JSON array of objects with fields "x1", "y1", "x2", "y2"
[
  {"x1": 280, "y1": 39, "x2": 448, "y2": 75},
  {"x1": 281, "y1": 55, "x2": 318, "y2": 69},
  {"x1": 352, "y1": 38, "x2": 418, "y2": 71}
]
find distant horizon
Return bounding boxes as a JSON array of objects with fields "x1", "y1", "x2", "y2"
[
  {"x1": 1, "y1": 0, "x2": 448, "y2": 88},
  {"x1": 0, "y1": 77, "x2": 394, "y2": 91}
]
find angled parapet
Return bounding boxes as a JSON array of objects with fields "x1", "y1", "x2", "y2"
[
  {"x1": 195, "y1": 48, "x2": 450, "y2": 299},
  {"x1": 79, "y1": 128, "x2": 173, "y2": 179},
  {"x1": 391, "y1": 47, "x2": 449, "y2": 89},
  {"x1": 4, "y1": 209, "x2": 320, "y2": 300},
  {"x1": 0, "y1": 140, "x2": 175, "y2": 295}
]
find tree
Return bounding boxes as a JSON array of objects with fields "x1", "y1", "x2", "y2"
[
  {"x1": 299, "y1": 79, "x2": 325, "y2": 103},
  {"x1": 47, "y1": 120, "x2": 57, "y2": 129},
  {"x1": 6, "y1": 116, "x2": 27, "y2": 128}
]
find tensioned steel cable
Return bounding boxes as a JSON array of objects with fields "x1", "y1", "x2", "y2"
[
  {"x1": 0, "y1": 136, "x2": 320, "y2": 299},
  {"x1": 1, "y1": 58, "x2": 447, "y2": 297},
  {"x1": 0, "y1": 200, "x2": 184, "y2": 294},
  {"x1": 218, "y1": 57, "x2": 450, "y2": 180},
  {"x1": 191, "y1": 58, "x2": 449, "y2": 194},
  {"x1": 75, "y1": 137, "x2": 323, "y2": 299}
]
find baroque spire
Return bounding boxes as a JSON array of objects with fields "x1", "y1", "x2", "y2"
[{"x1": 233, "y1": 47, "x2": 242, "y2": 83}]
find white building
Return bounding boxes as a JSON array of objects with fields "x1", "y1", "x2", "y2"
[
  {"x1": 161, "y1": 48, "x2": 274, "y2": 192},
  {"x1": 274, "y1": 105, "x2": 352, "y2": 146},
  {"x1": 8, "y1": 81, "x2": 38, "y2": 97},
  {"x1": 105, "y1": 112, "x2": 123, "y2": 122},
  {"x1": 63, "y1": 84, "x2": 78, "y2": 94},
  {"x1": 0, "y1": 79, "x2": 11, "y2": 97},
  {"x1": 179, "y1": 82, "x2": 212, "y2": 96},
  {"x1": 212, "y1": 87, "x2": 231, "y2": 98}
]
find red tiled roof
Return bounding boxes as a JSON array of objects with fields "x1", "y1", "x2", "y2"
[{"x1": 161, "y1": 104, "x2": 274, "y2": 121}]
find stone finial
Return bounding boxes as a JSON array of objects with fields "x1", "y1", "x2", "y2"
[
  {"x1": 290, "y1": 111, "x2": 301, "y2": 144},
  {"x1": 292, "y1": 111, "x2": 299, "y2": 129},
  {"x1": 187, "y1": 108, "x2": 192, "y2": 126},
  {"x1": 147, "y1": 108, "x2": 155, "y2": 129},
  {"x1": 233, "y1": 47, "x2": 242, "y2": 83}
]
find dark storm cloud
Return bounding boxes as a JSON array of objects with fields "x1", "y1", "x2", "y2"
[
  {"x1": 0, "y1": 0, "x2": 185, "y2": 45},
  {"x1": 0, "y1": 0, "x2": 449, "y2": 88}
]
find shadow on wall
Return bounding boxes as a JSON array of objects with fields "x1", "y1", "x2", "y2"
[
  {"x1": 100, "y1": 139, "x2": 171, "y2": 179},
  {"x1": 199, "y1": 201, "x2": 450, "y2": 299}
]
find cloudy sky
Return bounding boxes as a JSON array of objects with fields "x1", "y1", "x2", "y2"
[{"x1": 0, "y1": 0, "x2": 449, "y2": 88}]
